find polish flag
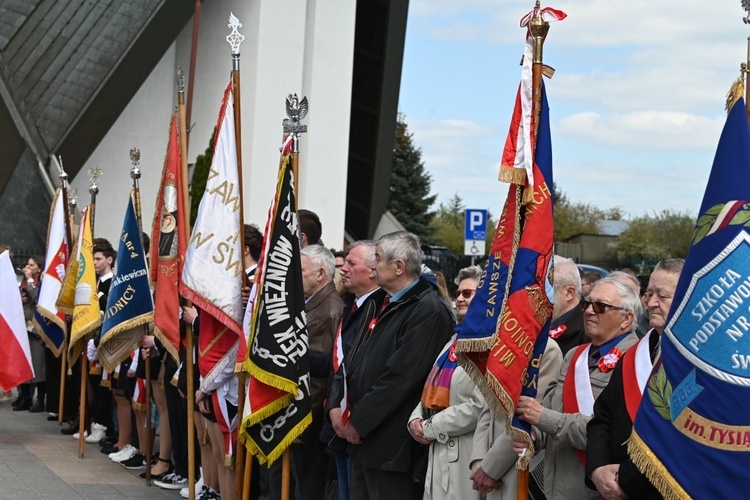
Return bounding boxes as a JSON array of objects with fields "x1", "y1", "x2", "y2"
[{"x1": 0, "y1": 250, "x2": 34, "y2": 391}]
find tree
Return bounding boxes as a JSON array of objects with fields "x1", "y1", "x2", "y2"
[
  {"x1": 189, "y1": 128, "x2": 216, "y2": 226},
  {"x1": 614, "y1": 209, "x2": 694, "y2": 265},
  {"x1": 429, "y1": 193, "x2": 496, "y2": 255},
  {"x1": 553, "y1": 184, "x2": 624, "y2": 242},
  {"x1": 389, "y1": 114, "x2": 437, "y2": 240}
]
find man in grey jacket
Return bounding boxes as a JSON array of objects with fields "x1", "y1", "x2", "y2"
[{"x1": 513, "y1": 275, "x2": 642, "y2": 499}]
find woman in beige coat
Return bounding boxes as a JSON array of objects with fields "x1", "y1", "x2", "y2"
[{"x1": 408, "y1": 267, "x2": 485, "y2": 500}]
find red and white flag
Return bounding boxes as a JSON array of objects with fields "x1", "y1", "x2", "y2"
[
  {"x1": 35, "y1": 188, "x2": 69, "y2": 356},
  {"x1": 0, "y1": 250, "x2": 34, "y2": 390},
  {"x1": 332, "y1": 320, "x2": 350, "y2": 424}
]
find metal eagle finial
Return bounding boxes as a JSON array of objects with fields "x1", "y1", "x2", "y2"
[
  {"x1": 286, "y1": 94, "x2": 309, "y2": 122},
  {"x1": 743, "y1": 0, "x2": 750, "y2": 23}
]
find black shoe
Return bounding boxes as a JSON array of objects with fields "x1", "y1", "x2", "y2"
[
  {"x1": 11, "y1": 395, "x2": 23, "y2": 407},
  {"x1": 46, "y1": 413, "x2": 59, "y2": 421},
  {"x1": 29, "y1": 398, "x2": 45, "y2": 413},
  {"x1": 60, "y1": 420, "x2": 79, "y2": 435},
  {"x1": 121, "y1": 452, "x2": 146, "y2": 470},
  {"x1": 13, "y1": 398, "x2": 32, "y2": 411},
  {"x1": 101, "y1": 444, "x2": 119, "y2": 454},
  {"x1": 99, "y1": 437, "x2": 116, "y2": 447}
]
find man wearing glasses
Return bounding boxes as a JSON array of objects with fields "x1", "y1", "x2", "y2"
[
  {"x1": 513, "y1": 274, "x2": 642, "y2": 500},
  {"x1": 586, "y1": 258, "x2": 684, "y2": 500}
]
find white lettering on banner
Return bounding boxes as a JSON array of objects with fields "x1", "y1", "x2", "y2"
[{"x1": 265, "y1": 235, "x2": 294, "y2": 326}]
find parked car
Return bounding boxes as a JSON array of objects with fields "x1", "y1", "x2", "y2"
[{"x1": 576, "y1": 264, "x2": 609, "y2": 277}]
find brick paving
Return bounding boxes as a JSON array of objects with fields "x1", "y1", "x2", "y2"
[{"x1": 0, "y1": 397, "x2": 182, "y2": 499}]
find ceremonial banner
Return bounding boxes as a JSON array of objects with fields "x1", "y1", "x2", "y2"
[
  {"x1": 629, "y1": 98, "x2": 750, "y2": 499},
  {"x1": 239, "y1": 153, "x2": 311, "y2": 465},
  {"x1": 456, "y1": 9, "x2": 561, "y2": 467},
  {"x1": 63, "y1": 207, "x2": 102, "y2": 366},
  {"x1": 0, "y1": 250, "x2": 35, "y2": 390},
  {"x1": 98, "y1": 194, "x2": 154, "y2": 372},
  {"x1": 34, "y1": 189, "x2": 69, "y2": 356},
  {"x1": 151, "y1": 113, "x2": 186, "y2": 363},
  {"x1": 181, "y1": 80, "x2": 243, "y2": 341}
]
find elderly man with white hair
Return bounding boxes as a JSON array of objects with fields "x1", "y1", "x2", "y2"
[
  {"x1": 294, "y1": 244, "x2": 345, "y2": 500},
  {"x1": 513, "y1": 274, "x2": 643, "y2": 500}
]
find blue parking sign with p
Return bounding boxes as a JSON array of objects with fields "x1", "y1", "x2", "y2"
[{"x1": 465, "y1": 209, "x2": 487, "y2": 241}]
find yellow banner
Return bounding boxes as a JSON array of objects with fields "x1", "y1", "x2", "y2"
[{"x1": 68, "y1": 208, "x2": 102, "y2": 365}]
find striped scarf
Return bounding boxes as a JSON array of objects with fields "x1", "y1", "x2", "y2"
[{"x1": 420, "y1": 338, "x2": 458, "y2": 411}]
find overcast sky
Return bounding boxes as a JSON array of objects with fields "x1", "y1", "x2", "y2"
[{"x1": 398, "y1": 0, "x2": 750, "y2": 220}]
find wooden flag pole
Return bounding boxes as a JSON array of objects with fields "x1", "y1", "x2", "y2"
[
  {"x1": 279, "y1": 91, "x2": 308, "y2": 500},
  {"x1": 177, "y1": 68, "x2": 198, "y2": 500},
  {"x1": 57, "y1": 162, "x2": 75, "y2": 425},
  {"x1": 516, "y1": 3, "x2": 549, "y2": 499},
  {"x1": 79, "y1": 170, "x2": 101, "y2": 458},
  {"x1": 227, "y1": 14, "x2": 249, "y2": 499},
  {"x1": 129, "y1": 150, "x2": 153, "y2": 485}
]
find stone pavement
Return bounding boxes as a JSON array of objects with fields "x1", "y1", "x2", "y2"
[{"x1": 0, "y1": 397, "x2": 183, "y2": 499}]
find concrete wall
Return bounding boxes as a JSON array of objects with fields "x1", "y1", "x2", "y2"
[{"x1": 71, "y1": 0, "x2": 356, "y2": 251}]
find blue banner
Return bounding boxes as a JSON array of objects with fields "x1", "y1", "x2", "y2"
[
  {"x1": 630, "y1": 98, "x2": 750, "y2": 498},
  {"x1": 97, "y1": 193, "x2": 154, "y2": 373}
]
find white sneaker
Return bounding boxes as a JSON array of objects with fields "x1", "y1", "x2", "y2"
[
  {"x1": 72, "y1": 430, "x2": 89, "y2": 439},
  {"x1": 180, "y1": 475, "x2": 204, "y2": 498},
  {"x1": 109, "y1": 444, "x2": 137, "y2": 463},
  {"x1": 84, "y1": 423, "x2": 107, "y2": 444}
]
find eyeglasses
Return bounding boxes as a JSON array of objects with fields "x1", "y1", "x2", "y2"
[
  {"x1": 580, "y1": 299, "x2": 626, "y2": 314},
  {"x1": 454, "y1": 289, "x2": 476, "y2": 299}
]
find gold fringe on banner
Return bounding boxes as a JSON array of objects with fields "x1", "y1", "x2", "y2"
[
  {"x1": 627, "y1": 432, "x2": 690, "y2": 500},
  {"x1": 499, "y1": 165, "x2": 527, "y2": 185}
]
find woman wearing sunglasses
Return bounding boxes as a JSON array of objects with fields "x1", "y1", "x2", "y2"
[
  {"x1": 408, "y1": 265, "x2": 484, "y2": 500},
  {"x1": 513, "y1": 275, "x2": 642, "y2": 500}
]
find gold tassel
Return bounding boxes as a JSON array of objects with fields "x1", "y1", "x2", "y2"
[
  {"x1": 203, "y1": 428, "x2": 211, "y2": 445},
  {"x1": 627, "y1": 432, "x2": 691, "y2": 499},
  {"x1": 499, "y1": 165, "x2": 527, "y2": 185},
  {"x1": 726, "y1": 77, "x2": 744, "y2": 113}
]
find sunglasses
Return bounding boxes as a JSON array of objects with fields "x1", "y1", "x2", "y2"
[
  {"x1": 454, "y1": 289, "x2": 476, "y2": 299},
  {"x1": 580, "y1": 299, "x2": 626, "y2": 314}
]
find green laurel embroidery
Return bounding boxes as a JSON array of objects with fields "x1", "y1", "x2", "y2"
[
  {"x1": 647, "y1": 364, "x2": 673, "y2": 421},
  {"x1": 692, "y1": 202, "x2": 750, "y2": 245}
]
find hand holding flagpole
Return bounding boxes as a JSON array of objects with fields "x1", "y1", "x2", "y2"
[
  {"x1": 176, "y1": 66, "x2": 198, "y2": 500},
  {"x1": 130, "y1": 148, "x2": 153, "y2": 485}
]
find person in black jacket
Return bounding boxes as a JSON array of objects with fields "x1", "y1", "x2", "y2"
[
  {"x1": 324, "y1": 240, "x2": 386, "y2": 500},
  {"x1": 333, "y1": 231, "x2": 453, "y2": 500},
  {"x1": 586, "y1": 258, "x2": 684, "y2": 500}
]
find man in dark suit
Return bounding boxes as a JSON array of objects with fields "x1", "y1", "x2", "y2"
[
  {"x1": 333, "y1": 231, "x2": 453, "y2": 500},
  {"x1": 325, "y1": 240, "x2": 386, "y2": 500},
  {"x1": 586, "y1": 258, "x2": 684, "y2": 500}
]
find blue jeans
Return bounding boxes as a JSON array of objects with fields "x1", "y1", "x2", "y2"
[{"x1": 335, "y1": 455, "x2": 351, "y2": 500}]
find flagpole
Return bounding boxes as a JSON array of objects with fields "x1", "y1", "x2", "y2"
[
  {"x1": 129, "y1": 149, "x2": 153, "y2": 485},
  {"x1": 177, "y1": 68, "x2": 198, "y2": 500},
  {"x1": 79, "y1": 169, "x2": 101, "y2": 459},
  {"x1": 185, "y1": 0, "x2": 202, "y2": 150},
  {"x1": 280, "y1": 92, "x2": 308, "y2": 500},
  {"x1": 57, "y1": 161, "x2": 75, "y2": 426},
  {"x1": 516, "y1": 4, "x2": 549, "y2": 500},
  {"x1": 226, "y1": 14, "x2": 249, "y2": 499}
]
